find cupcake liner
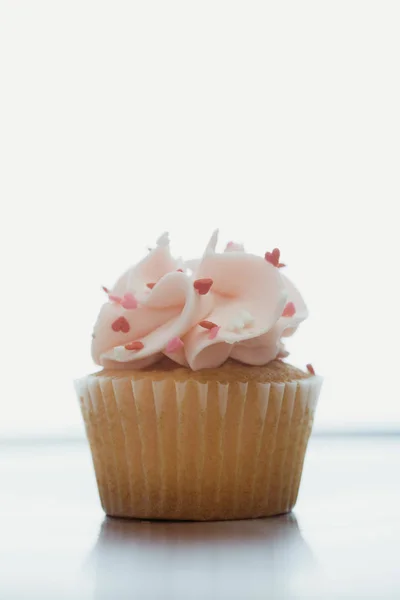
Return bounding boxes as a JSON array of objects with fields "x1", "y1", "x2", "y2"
[{"x1": 76, "y1": 373, "x2": 322, "y2": 520}]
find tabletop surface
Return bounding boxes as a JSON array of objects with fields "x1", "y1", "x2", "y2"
[{"x1": 1, "y1": 436, "x2": 399, "y2": 600}]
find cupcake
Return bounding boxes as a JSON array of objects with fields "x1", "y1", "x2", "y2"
[{"x1": 75, "y1": 232, "x2": 322, "y2": 520}]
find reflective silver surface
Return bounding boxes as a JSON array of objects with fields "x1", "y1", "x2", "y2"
[{"x1": 1, "y1": 437, "x2": 399, "y2": 599}]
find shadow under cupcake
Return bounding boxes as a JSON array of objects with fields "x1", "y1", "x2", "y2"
[{"x1": 87, "y1": 514, "x2": 315, "y2": 600}]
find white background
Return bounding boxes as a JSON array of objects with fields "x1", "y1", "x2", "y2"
[{"x1": 1, "y1": 1, "x2": 399, "y2": 437}]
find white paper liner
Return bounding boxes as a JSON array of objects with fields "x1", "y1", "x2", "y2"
[{"x1": 75, "y1": 373, "x2": 322, "y2": 520}]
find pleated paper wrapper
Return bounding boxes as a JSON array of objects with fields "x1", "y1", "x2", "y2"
[{"x1": 75, "y1": 373, "x2": 322, "y2": 520}]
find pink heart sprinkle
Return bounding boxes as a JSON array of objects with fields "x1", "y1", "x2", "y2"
[
  {"x1": 208, "y1": 325, "x2": 220, "y2": 340},
  {"x1": 282, "y1": 302, "x2": 296, "y2": 318},
  {"x1": 166, "y1": 337, "x2": 184, "y2": 353},
  {"x1": 121, "y1": 292, "x2": 138, "y2": 309}
]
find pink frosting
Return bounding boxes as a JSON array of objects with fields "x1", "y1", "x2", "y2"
[{"x1": 91, "y1": 232, "x2": 308, "y2": 371}]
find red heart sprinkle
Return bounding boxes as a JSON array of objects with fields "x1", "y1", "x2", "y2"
[
  {"x1": 146, "y1": 282, "x2": 156, "y2": 289},
  {"x1": 282, "y1": 302, "x2": 296, "y2": 317},
  {"x1": 111, "y1": 316, "x2": 130, "y2": 333},
  {"x1": 125, "y1": 341, "x2": 144, "y2": 351},
  {"x1": 306, "y1": 363, "x2": 316, "y2": 375},
  {"x1": 199, "y1": 320, "x2": 217, "y2": 330},
  {"x1": 193, "y1": 278, "x2": 213, "y2": 295},
  {"x1": 265, "y1": 248, "x2": 281, "y2": 267}
]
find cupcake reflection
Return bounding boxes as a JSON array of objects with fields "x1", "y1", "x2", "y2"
[{"x1": 88, "y1": 514, "x2": 315, "y2": 600}]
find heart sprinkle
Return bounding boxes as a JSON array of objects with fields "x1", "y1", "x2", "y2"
[
  {"x1": 306, "y1": 363, "x2": 316, "y2": 375},
  {"x1": 146, "y1": 282, "x2": 156, "y2": 290},
  {"x1": 265, "y1": 248, "x2": 286, "y2": 268},
  {"x1": 124, "y1": 341, "x2": 144, "y2": 351},
  {"x1": 199, "y1": 320, "x2": 217, "y2": 330},
  {"x1": 282, "y1": 302, "x2": 296, "y2": 318},
  {"x1": 208, "y1": 326, "x2": 220, "y2": 340},
  {"x1": 166, "y1": 337, "x2": 184, "y2": 353},
  {"x1": 193, "y1": 278, "x2": 213, "y2": 295},
  {"x1": 121, "y1": 292, "x2": 138, "y2": 309},
  {"x1": 177, "y1": 268, "x2": 184, "y2": 272},
  {"x1": 111, "y1": 316, "x2": 130, "y2": 333},
  {"x1": 103, "y1": 286, "x2": 123, "y2": 304},
  {"x1": 265, "y1": 248, "x2": 280, "y2": 266}
]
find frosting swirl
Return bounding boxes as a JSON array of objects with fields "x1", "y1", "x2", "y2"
[{"x1": 91, "y1": 232, "x2": 308, "y2": 370}]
